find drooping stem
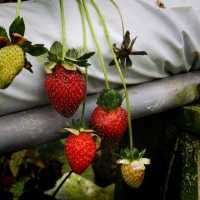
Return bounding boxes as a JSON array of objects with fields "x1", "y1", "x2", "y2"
[
  {"x1": 82, "y1": 0, "x2": 110, "y2": 90},
  {"x1": 59, "y1": 0, "x2": 67, "y2": 60},
  {"x1": 16, "y1": 0, "x2": 21, "y2": 18},
  {"x1": 77, "y1": 0, "x2": 87, "y2": 51},
  {"x1": 52, "y1": 170, "x2": 73, "y2": 198},
  {"x1": 109, "y1": 0, "x2": 125, "y2": 36},
  {"x1": 77, "y1": 0, "x2": 88, "y2": 126},
  {"x1": 91, "y1": 0, "x2": 133, "y2": 149}
]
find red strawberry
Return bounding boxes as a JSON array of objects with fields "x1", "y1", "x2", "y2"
[
  {"x1": 45, "y1": 64, "x2": 86, "y2": 117},
  {"x1": 64, "y1": 131, "x2": 96, "y2": 174},
  {"x1": 90, "y1": 106, "x2": 128, "y2": 138},
  {"x1": 90, "y1": 89, "x2": 128, "y2": 138}
]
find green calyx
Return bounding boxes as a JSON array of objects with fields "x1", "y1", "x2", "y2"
[
  {"x1": 45, "y1": 41, "x2": 95, "y2": 73},
  {"x1": 0, "y1": 17, "x2": 47, "y2": 56},
  {"x1": 97, "y1": 89, "x2": 123, "y2": 110},
  {"x1": 120, "y1": 148, "x2": 146, "y2": 161}
]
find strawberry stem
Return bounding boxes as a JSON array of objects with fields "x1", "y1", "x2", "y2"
[
  {"x1": 91, "y1": 0, "x2": 133, "y2": 149},
  {"x1": 52, "y1": 170, "x2": 73, "y2": 198},
  {"x1": 82, "y1": 0, "x2": 110, "y2": 90},
  {"x1": 109, "y1": 0, "x2": 125, "y2": 37},
  {"x1": 77, "y1": 0, "x2": 87, "y2": 51},
  {"x1": 77, "y1": 0, "x2": 88, "y2": 126},
  {"x1": 59, "y1": 0, "x2": 67, "y2": 60},
  {"x1": 16, "y1": 0, "x2": 21, "y2": 18}
]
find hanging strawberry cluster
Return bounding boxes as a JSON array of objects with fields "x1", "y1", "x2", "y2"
[{"x1": 0, "y1": 0, "x2": 151, "y2": 194}]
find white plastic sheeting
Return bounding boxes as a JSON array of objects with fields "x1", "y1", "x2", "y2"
[{"x1": 0, "y1": 0, "x2": 200, "y2": 115}]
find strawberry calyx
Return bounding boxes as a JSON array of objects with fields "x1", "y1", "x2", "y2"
[
  {"x1": 96, "y1": 89, "x2": 123, "y2": 110},
  {"x1": 44, "y1": 41, "x2": 95, "y2": 74},
  {"x1": 117, "y1": 148, "x2": 150, "y2": 167},
  {"x1": 0, "y1": 17, "x2": 47, "y2": 72},
  {"x1": 60, "y1": 119, "x2": 101, "y2": 148}
]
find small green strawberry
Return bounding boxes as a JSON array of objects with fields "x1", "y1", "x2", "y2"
[
  {"x1": 0, "y1": 17, "x2": 47, "y2": 89},
  {"x1": 117, "y1": 148, "x2": 150, "y2": 188}
]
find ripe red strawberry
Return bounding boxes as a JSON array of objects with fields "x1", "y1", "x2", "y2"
[
  {"x1": 90, "y1": 106, "x2": 128, "y2": 138},
  {"x1": 45, "y1": 64, "x2": 86, "y2": 117},
  {"x1": 90, "y1": 89, "x2": 128, "y2": 138},
  {"x1": 64, "y1": 131, "x2": 96, "y2": 174}
]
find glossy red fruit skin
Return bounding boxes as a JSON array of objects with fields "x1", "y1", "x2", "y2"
[
  {"x1": 45, "y1": 64, "x2": 86, "y2": 117},
  {"x1": 64, "y1": 133, "x2": 96, "y2": 174},
  {"x1": 90, "y1": 106, "x2": 128, "y2": 138}
]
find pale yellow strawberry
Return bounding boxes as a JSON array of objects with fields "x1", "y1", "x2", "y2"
[
  {"x1": 0, "y1": 45, "x2": 25, "y2": 89},
  {"x1": 121, "y1": 162, "x2": 145, "y2": 188}
]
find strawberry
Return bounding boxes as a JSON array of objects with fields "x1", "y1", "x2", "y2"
[
  {"x1": 117, "y1": 148, "x2": 150, "y2": 188},
  {"x1": 44, "y1": 42, "x2": 94, "y2": 117},
  {"x1": 45, "y1": 65, "x2": 86, "y2": 117},
  {"x1": 64, "y1": 129, "x2": 97, "y2": 174},
  {"x1": 0, "y1": 17, "x2": 47, "y2": 89},
  {"x1": 90, "y1": 89, "x2": 128, "y2": 138},
  {"x1": 0, "y1": 45, "x2": 25, "y2": 88}
]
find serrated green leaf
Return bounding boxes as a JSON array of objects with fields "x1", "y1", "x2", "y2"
[
  {"x1": 50, "y1": 41, "x2": 63, "y2": 58},
  {"x1": 0, "y1": 26, "x2": 8, "y2": 38},
  {"x1": 27, "y1": 44, "x2": 48, "y2": 56},
  {"x1": 9, "y1": 17, "x2": 25, "y2": 39},
  {"x1": 77, "y1": 52, "x2": 95, "y2": 60},
  {"x1": 9, "y1": 150, "x2": 27, "y2": 177}
]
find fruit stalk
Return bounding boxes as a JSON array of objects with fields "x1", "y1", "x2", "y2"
[
  {"x1": 77, "y1": 0, "x2": 88, "y2": 126},
  {"x1": 82, "y1": 0, "x2": 110, "y2": 90},
  {"x1": 59, "y1": 0, "x2": 67, "y2": 60},
  {"x1": 16, "y1": 0, "x2": 21, "y2": 17},
  {"x1": 109, "y1": 0, "x2": 125, "y2": 37},
  {"x1": 91, "y1": 0, "x2": 133, "y2": 149}
]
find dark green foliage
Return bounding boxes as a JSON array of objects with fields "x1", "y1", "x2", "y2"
[{"x1": 9, "y1": 17, "x2": 25, "y2": 38}]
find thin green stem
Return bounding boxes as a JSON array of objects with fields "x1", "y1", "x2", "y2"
[
  {"x1": 91, "y1": 0, "x2": 133, "y2": 149},
  {"x1": 77, "y1": 0, "x2": 87, "y2": 51},
  {"x1": 77, "y1": 0, "x2": 88, "y2": 126},
  {"x1": 59, "y1": 0, "x2": 67, "y2": 60},
  {"x1": 16, "y1": 0, "x2": 21, "y2": 18},
  {"x1": 52, "y1": 170, "x2": 73, "y2": 198},
  {"x1": 82, "y1": 0, "x2": 110, "y2": 90},
  {"x1": 109, "y1": 0, "x2": 125, "y2": 36}
]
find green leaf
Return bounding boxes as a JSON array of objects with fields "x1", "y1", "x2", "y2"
[
  {"x1": 9, "y1": 17, "x2": 25, "y2": 38},
  {"x1": 77, "y1": 52, "x2": 95, "y2": 60},
  {"x1": 0, "y1": 26, "x2": 8, "y2": 38},
  {"x1": 9, "y1": 150, "x2": 27, "y2": 177},
  {"x1": 50, "y1": 41, "x2": 63, "y2": 58},
  {"x1": 27, "y1": 44, "x2": 48, "y2": 56},
  {"x1": 20, "y1": 40, "x2": 32, "y2": 52},
  {"x1": 66, "y1": 48, "x2": 82, "y2": 59}
]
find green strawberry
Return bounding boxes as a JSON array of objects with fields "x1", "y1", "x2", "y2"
[
  {"x1": 0, "y1": 17, "x2": 47, "y2": 89},
  {"x1": 0, "y1": 45, "x2": 25, "y2": 88}
]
